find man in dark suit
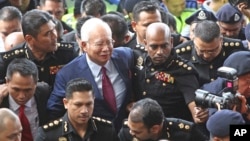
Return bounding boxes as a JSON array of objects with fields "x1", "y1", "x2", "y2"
[
  {"x1": 47, "y1": 18, "x2": 134, "y2": 132},
  {"x1": 0, "y1": 58, "x2": 50, "y2": 140}
]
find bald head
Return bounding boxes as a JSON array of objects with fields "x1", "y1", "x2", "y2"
[
  {"x1": 0, "y1": 108, "x2": 21, "y2": 131},
  {"x1": 80, "y1": 18, "x2": 112, "y2": 42},
  {"x1": 4, "y1": 32, "x2": 25, "y2": 51},
  {"x1": 146, "y1": 22, "x2": 171, "y2": 41}
]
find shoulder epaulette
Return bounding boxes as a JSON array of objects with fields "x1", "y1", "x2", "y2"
[
  {"x1": 134, "y1": 44, "x2": 147, "y2": 52},
  {"x1": 42, "y1": 119, "x2": 63, "y2": 131},
  {"x1": 92, "y1": 116, "x2": 112, "y2": 125},
  {"x1": 175, "y1": 45, "x2": 192, "y2": 54},
  {"x1": 57, "y1": 42, "x2": 74, "y2": 50},
  {"x1": 166, "y1": 118, "x2": 193, "y2": 132},
  {"x1": 174, "y1": 58, "x2": 193, "y2": 71},
  {"x1": 1, "y1": 48, "x2": 25, "y2": 61},
  {"x1": 222, "y1": 37, "x2": 242, "y2": 48}
]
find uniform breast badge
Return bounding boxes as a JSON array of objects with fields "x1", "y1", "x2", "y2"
[
  {"x1": 136, "y1": 56, "x2": 143, "y2": 70},
  {"x1": 155, "y1": 72, "x2": 174, "y2": 84}
]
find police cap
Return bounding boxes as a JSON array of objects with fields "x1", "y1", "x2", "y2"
[
  {"x1": 206, "y1": 109, "x2": 245, "y2": 137},
  {"x1": 185, "y1": 9, "x2": 217, "y2": 24},
  {"x1": 245, "y1": 23, "x2": 250, "y2": 41},
  {"x1": 124, "y1": 0, "x2": 147, "y2": 13},
  {"x1": 223, "y1": 51, "x2": 250, "y2": 76},
  {"x1": 216, "y1": 3, "x2": 243, "y2": 24}
]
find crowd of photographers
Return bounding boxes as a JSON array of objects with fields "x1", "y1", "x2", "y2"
[{"x1": 0, "y1": 0, "x2": 250, "y2": 141}]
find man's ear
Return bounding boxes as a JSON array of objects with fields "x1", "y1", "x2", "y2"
[
  {"x1": 131, "y1": 21, "x2": 137, "y2": 32},
  {"x1": 81, "y1": 41, "x2": 87, "y2": 52},
  {"x1": 150, "y1": 124, "x2": 161, "y2": 134}
]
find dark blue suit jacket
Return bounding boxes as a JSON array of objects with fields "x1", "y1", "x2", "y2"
[{"x1": 47, "y1": 47, "x2": 134, "y2": 131}]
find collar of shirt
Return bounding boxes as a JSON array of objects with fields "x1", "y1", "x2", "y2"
[
  {"x1": 9, "y1": 95, "x2": 34, "y2": 111},
  {"x1": 86, "y1": 54, "x2": 112, "y2": 77}
]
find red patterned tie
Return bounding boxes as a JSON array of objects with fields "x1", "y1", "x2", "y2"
[
  {"x1": 102, "y1": 67, "x2": 117, "y2": 113},
  {"x1": 19, "y1": 105, "x2": 33, "y2": 141}
]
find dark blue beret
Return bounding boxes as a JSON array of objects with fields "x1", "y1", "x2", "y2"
[
  {"x1": 206, "y1": 109, "x2": 245, "y2": 137},
  {"x1": 245, "y1": 23, "x2": 250, "y2": 41},
  {"x1": 223, "y1": 51, "x2": 250, "y2": 76},
  {"x1": 185, "y1": 9, "x2": 217, "y2": 24},
  {"x1": 216, "y1": 3, "x2": 243, "y2": 23}
]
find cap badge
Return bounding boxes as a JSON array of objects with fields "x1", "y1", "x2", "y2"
[
  {"x1": 234, "y1": 13, "x2": 240, "y2": 22},
  {"x1": 197, "y1": 11, "x2": 207, "y2": 20}
]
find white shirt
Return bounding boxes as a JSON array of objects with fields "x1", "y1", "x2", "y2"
[
  {"x1": 9, "y1": 95, "x2": 39, "y2": 139},
  {"x1": 86, "y1": 54, "x2": 126, "y2": 109}
]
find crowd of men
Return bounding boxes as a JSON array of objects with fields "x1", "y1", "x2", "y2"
[{"x1": 0, "y1": 0, "x2": 250, "y2": 141}]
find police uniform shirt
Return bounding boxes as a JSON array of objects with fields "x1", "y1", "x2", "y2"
[
  {"x1": 118, "y1": 118, "x2": 208, "y2": 141},
  {"x1": 0, "y1": 42, "x2": 78, "y2": 86},
  {"x1": 133, "y1": 47, "x2": 199, "y2": 122},
  {"x1": 35, "y1": 113, "x2": 119, "y2": 141},
  {"x1": 175, "y1": 37, "x2": 247, "y2": 87}
]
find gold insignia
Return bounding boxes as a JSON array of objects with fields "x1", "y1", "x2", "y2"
[
  {"x1": 64, "y1": 121, "x2": 68, "y2": 132},
  {"x1": 181, "y1": 48, "x2": 186, "y2": 52},
  {"x1": 187, "y1": 67, "x2": 192, "y2": 70},
  {"x1": 224, "y1": 42, "x2": 229, "y2": 47},
  {"x1": 43, "y1": 125, "x2": 48, "y2": 129},
  {"x1": 169, "y1": 122, "x2": 173, "y2": 125},
  {"x1": 235, "y1": 42, "x2": 240, "y2": 46},
  {"x1": 186, "y1": 46, "x2": 191, "y2": 51},
  {"x1": 175, "y1": 60, "x2": 179, "y2": 63},
  {"x1": 183, "y1": 64, "x2": 187, "y2": 68},
  {"x1": 234, "y1": 13, "x2": 240, "y2": 22},
  {"x1": 58, "y1": 137, "x2": 67, "y2": 141},
  {"x1": 54, "y1": 120, "x2": 59, "y2": 125},
  {"x1": 136, "y1": 56, "x2": 143, "y2": 70},
  {"x1": 15, "y1": 50, "x2": 20, "y2": 55},
  {"x1": 176, "y1": 49, "x2": 180, "y2": 54},
  {"x1": 132, "y1": 138, "x2": 139, "y2": 141},
  {"x1": 192, "y1": 56, "x2": 196, "y2": 61},
  {"x1": 185, "y1": 125, "x2": 190, "y2": 130},
  {"x1": 59, "y1": 119, "x2": 63, "y2": 122},
  {"x1": 50, "y1": 65, "x2": 64, "y2": 75},
  {"x1": 124, "y1": 121, "x2": 128, "y2": 125},
  {"x1": 143, "y1": 91, "x2": 146, "y2": 95},
  {"x1": 49, "y1": 122, "x2": 53, "y2": 127},
  {"x1": 140, "y1": 46, "x2": 144, "y2": 50},
  {"x1": 136, "y1": 44, "x2": 140, "y2": 48},
  {"x1": 211, "y1": 78, "x2": 214, "y2": 81},
  {"x1": 209, "y1": 65, "x2": 213, "y2": 69},
  {"x1": 166, "y1": 131, "x2": 170, "y2": 138},
  {"x1": 162, "y1": 83, "x2": 166, "y2": 86},
  {"x1": 41, "y1": 67, "x2": 44, "y2": 72},
  {"x1": 230, "y1": 42, "x2": 234, "y2": 47},
  {"x1": 106, "y1": 120, "x2": 112, "y2": 124},
  {"x1": 146, "y1": 79, "x2": 150, "y2": 83},
  {"x1": 151, "y1": 68, "x2": 155, "y2": 71},
  {"x1": 178, "y1": 62, "x2": 184, "y2": 66},
  {"x1": 179, "y1": 123, "x2": 184, "y2": 129}
]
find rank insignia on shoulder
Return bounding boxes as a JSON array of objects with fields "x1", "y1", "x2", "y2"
[
  {"x1": 155, "y1": 72, "x2": 174, "y2": 84},
  {"x1": 1, "y1": 48, "x2": 25, "y2": 61},
  {"x1": 176, "y1": 45, "x2": 192, "y2": 54},
  {"x1": 57, "y1": 42, "x2": 74, "y2": 49},
  {"x1": 43, "y1": 119, "x2": 63, "y2": 131},
  {"x1": 136, "y1": 56, "x2": 143, "y2": 70},
  {"x1": 92, "y1": 116, "x2": 112, "y2": 124},
  {"x1": 58, "y1": 137, "x2": 67, "y2": 141},
  {"x1": 49, "y1": 65, "x2": 64, "y2": 74}
]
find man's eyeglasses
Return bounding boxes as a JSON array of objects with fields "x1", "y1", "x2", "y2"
[
  {"x1": 88, "y1": 39, "x2": 115, "y2": 48},
  {"x1": 195, "y1": 45, "x2": 221, "y2": 55}
]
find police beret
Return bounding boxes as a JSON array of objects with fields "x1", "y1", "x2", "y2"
[
  {"x1": 216, "y1": 3, "x2": 243, "y2": 23},
  {"x1": 206, "y1": 109, "x2": 245, "y2": 137},
  {"x1": 185, "y1": 9, "x2": 217, "y2": 24},
  {"x1": 223, "y1": 51, "x2": 250, "y2": 76},
  {"x1": 124, "y1": 0, "x2": 147, "y2": 13},
  {"x1": 245, "y1": 23, "x2": 250, "y2": 41}
]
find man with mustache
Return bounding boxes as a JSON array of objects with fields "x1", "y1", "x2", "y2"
[{"x1": 36, "y1": 78, "x2": 119, "y2": 141}]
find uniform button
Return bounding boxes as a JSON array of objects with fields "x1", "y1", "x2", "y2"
[
  {"x1": 143, "y1": 91, "x2": 146, "y2": 95},
  {"x1": 162, "y1": 83, "x2": 166, "y2": 86},
  {"x1": 41, "y1": 67, "x2": 44, "y2": 72},
  {"x1": 146, "y1": 79, "x2": 150, "y2": 83},
  {"x1": 211, "y1": 78, "x2": 214, "y2": 81},
  {"x1": 151, "y1": 68, "x2": 155, "y2": 71},
  {"x1": 209, "y1": 65, "x2": 213, "y2": 69}
]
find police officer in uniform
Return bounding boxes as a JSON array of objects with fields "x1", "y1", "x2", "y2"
[
  {"x1": 133, "y1": 22, "x2": 200, "y2": 123},
  {"x1": 119, "y1": 98, "x2": 207, "y2": 141},
  {"x1": 35, "y1": 78, "x2": 119, "y2": 141},
  {"x1": 175, "y1": 20, "x2": 247, "y2": 87},
  {"x1": 0, "y1": 9, "x2": 78, "y2": 87}
]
